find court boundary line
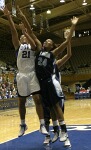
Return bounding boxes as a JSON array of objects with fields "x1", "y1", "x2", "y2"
[
  {"x1": 1, "y1": 124, "x2": 91, "y2": 144},
  {"x1": 0, "y1": 129, "x2": 37, "y2": 144}
]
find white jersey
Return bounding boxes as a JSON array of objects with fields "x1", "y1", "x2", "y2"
[
  {"x1": 17, "y1": 44, "x2": 35, "y2": 73},
  {"x1": 16, "y1": 43, "x2": 40, "y2": 96}
]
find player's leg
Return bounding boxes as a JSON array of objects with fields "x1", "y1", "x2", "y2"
[
  {"x1": 54, "y1": 102, "x2": 71, "y2": 147},
  {"x1": 18, "y1": 95, "x2": 28, "y2": 137},
  {"x1": 32, "y1": 93, "x2": 48, "y2": 134},
  {"x1": 48, "y1": 76, "x2": 71, "y2": 145},
  {"x1": 16, "y1": 73, "x2": 28, "y2": 137},
  {"x1": 43, "y1": 106, "x2": 51, "y2": 144},
  {"x1": 30, "y1": 73, "x2": 48, "y2": 134},
  {"x1": 50, "y1": 107, "x2": 59, "y2": 143},
  {"x1": 59, "y1": 95, "x2": 71, "y2": 147}
]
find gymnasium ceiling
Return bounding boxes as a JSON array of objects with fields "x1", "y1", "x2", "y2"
[{"x1": 0, "y1": 0, "x2": 91, "y2": 66}]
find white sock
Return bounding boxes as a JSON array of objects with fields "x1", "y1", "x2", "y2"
[
  {"x1": 59, "y1": 121, "x2": 65, "y2": 125},
  {"x1": 21, "y1": 119, "x2": 25, "y2": 125},
  {"x1": 53, "y1": 120, "x2": 58, "y2": 127},
  {"x1": 40, "y1": 119, "x2": 45, "y2": 125}
]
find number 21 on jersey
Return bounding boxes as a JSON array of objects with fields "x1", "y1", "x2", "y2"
[{"x1": 22, "y1": 51, "x2": 30, "y2": 58}]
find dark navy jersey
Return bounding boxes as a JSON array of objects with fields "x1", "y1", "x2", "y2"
[{"x1": 35, "y1": 50, "x2": 56, "y2": 81}]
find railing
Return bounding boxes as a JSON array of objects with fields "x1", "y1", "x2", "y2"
[
  {"x1": 0, "y1": 98, "x2": 18, "y2": 110},
  {"x1": 0, "y1": 97, "x2": 34, "y2": 110},
  {"x1": 74, "y1": 92, "x2": 91, "y2": 99}
]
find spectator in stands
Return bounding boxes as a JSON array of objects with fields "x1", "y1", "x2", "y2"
[
  {"x1": 76, "y1": 85, "x2": 80, "y2": 93},
  {"x1": 68, "y1": 87, "x2": 71, "y2": 93},
  {"x1": 88, "y1": 87, "x2": 91, "y2": 98},
  {"x1": 0, "y1": 74, "x2": 2, "y2": 83}
]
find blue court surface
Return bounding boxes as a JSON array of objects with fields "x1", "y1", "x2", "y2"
[{"x1": 0, "y1": 125, "x2": 91, "y2": 150}]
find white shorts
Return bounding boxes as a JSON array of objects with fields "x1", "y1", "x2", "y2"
[
  {"x1": 52, "y1": 74, "x2": 62, "y2": 97},
  {"x1": 16, "y1": 71, "x2": 40, "y2": 96}
]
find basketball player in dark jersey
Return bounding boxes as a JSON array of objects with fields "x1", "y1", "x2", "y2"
[
  {"x1": 34, "y1": 18, "x2": 78, "y2": 147},
  {"x1": 43, "y1": 42, "x2": 71, "y2": 147},
  {"x1": 3, "y1": 6, "x2": 48, "y2": 137}
]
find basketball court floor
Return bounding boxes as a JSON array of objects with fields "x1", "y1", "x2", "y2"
[{"x1": 0, "y1": 99, "x2": 91, "y2": 149}]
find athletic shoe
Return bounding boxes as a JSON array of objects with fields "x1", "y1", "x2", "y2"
[
  {"x1": 64, "y1": 138, "x2": 71, "y2": 147},
  {"x1": 59, "y1": 131, "x2": 68, "y2": 142},
  {"x1": 18, "y1": 124, "x2": 28, "y2": 137},
  {"x1": 43, "y1": 135, "x2": 51, "y2": 144},
  {"x1": 52, "y1": 132, "x2": 59, "y2": 143},
  {"x1": 40, "y1": 124, "x2": 48, "y2": 135}
]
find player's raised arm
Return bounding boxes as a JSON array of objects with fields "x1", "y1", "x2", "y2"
[
  {"x1": 3, "y1": 6, "x2": 20, "y2": 50},
  {"x1": 17, "y1": 6, "x2": 42, "y2": 51},
  {"x1": 53, "y1": 16, "x2": 79, "y2": 57},
  {"x1": 56, "y1": 42, "x2": 71, "y2": 69},
  {"x1": 19, "y1": 23, "x2": 36, "y2": 50}
]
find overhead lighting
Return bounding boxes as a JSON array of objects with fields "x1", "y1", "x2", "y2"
[
  {"x1": 82, "y1": 0, "x2": 87, "y2": 5},
  {"x1": 30, "y1": 4, "x2": 35, "y2": 10},
  {"x1": 60, "y1": 0, "x2": 65, "y2": 3},
  {"x1": 46, "y1": 9, "x2": 51, "y2": 14}
]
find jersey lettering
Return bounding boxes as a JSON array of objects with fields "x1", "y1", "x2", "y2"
[
  {"x1": 38, "y1": 57, "x2": 47, "y2": 67},
  {"x1": 22, "y1": 51, "x2": 30, "y2": 58}
]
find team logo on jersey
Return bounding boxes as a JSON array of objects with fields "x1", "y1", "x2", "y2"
[{"x1": 40, "y1": 52, "x2": 50, "y2": 58}]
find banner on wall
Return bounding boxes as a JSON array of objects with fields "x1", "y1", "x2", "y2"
[{"x1": 0, "y1": 0, "x2": 5, "y2": 10}]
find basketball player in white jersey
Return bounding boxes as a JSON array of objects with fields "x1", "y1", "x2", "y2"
[
  {"x1": 3, "y1": 6, "x2": 48, "y2": 137},
  {"x1": 16, "y1": 7, "x2": 78, "y2": 146}
]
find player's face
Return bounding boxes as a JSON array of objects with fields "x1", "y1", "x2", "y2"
[
  {"x1": 20, "y1": 35, "x2": 28, "y2": 44},
  {"x1": 43, "y1": 39, "x2": 53, "y2": 51}
]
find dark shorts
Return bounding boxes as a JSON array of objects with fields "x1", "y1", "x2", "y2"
[
  {"x1": 43, "y1": 95, "x2": 65, "y2": 119},
  {"x1": 40, "y1": 75, "x2": 63, "y2": 108}
]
